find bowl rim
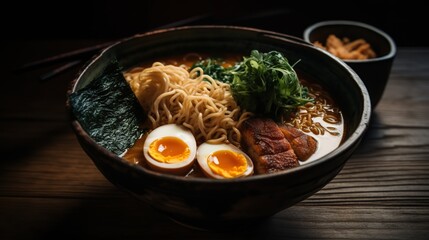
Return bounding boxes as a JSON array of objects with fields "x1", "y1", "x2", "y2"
[
  {"x1": 303, "y1": 20, "x2": 396, "y2": 63},
  {"x1": 68, "y1": 25, "x2": 372, "y2": 184}
]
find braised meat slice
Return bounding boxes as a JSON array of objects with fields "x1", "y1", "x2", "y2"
[
  {"x1": 240, "y1": 118, "x2": 299, "y2": 174},
  {"x1": 279, "y1": 125, "x2": 318, "y2": 161},
  {"x1": 255, "y1": 150, "x2": 299, "y2": 174}
]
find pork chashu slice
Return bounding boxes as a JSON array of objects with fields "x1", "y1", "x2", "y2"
[
  {"x1": 279, "y1": 125, "x2": 318, "y2": 161},
  {"x1": 240, "y1": 118, "x2": 299, "y2": 174}
]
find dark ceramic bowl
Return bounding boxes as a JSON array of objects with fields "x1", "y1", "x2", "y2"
[
  {"x1": 67, "y1": 26, "x2": 371, "y2": 229},
  {"x1": 303, "y1": 20, "x2": 396, "y2": 108}
]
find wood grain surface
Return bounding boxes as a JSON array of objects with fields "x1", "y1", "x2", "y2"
[{"x1": 1, "y1": 42, "x2": 428, "y2": 240}]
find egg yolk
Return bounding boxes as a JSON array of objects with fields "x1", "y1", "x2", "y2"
[
  {"x1": 207, "y1": 150, "x2": 248, "y2": 178},
  {"x1": 148, "y1": 136, "x2": 190, "y2": 163}
]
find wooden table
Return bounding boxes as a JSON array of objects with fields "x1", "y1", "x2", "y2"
[{"x1": 1, "y1": 41, "x2": 428, "y2": 240}]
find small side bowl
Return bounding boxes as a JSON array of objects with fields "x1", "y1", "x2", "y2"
[{"x1": 304, "y1": 20, "x2": 396, "y2": 108}]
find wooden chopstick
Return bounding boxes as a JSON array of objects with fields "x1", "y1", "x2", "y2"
[
  {"x1": 39, "y1": 60, "x2": 82, "y2": 82},
  {"x1": 15, "y1": 42, "x2": 113, "y2": 72},
  {"x1": 15, "y1": 14, "x2": 211, "y2": 74},
  {"x1": 17, "y1": 9, "x2": 289, "y2": 81}
]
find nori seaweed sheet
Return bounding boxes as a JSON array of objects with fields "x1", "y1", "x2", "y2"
[{"x1": 69, "y1": 59, "x2": 145, "y2": 155}]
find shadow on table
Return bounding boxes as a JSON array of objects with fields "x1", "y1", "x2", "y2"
[{"x1": 15, "y1": 189, "x2": 314, "y2": 240}]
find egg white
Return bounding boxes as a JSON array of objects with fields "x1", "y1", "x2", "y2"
[
  {"x1": 143, "y1": 124, "x2": 197, "y2": 175},
  {"x1": 196, "y1": 143, "x2": 254, "y2": 179}
]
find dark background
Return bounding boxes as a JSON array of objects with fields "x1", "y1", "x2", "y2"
[{"x1": 2, "y1": 1, "x2": 426, "y2": 47}]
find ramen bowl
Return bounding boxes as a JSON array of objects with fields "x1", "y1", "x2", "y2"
[
  {"x1": 303, "y1": 20, "x2": 396, "y2": 108},
  {"x1": 67, "y1": 26, "x2": 371, "y2": 229}
]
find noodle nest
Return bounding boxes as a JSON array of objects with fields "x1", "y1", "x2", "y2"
[{"x1": 125, "y1": 62, "x2": 251, "y2": 146}]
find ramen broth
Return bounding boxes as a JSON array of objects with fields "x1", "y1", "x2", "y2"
[{"x1": 122, "y1": 52, "x2": 345, "y2": 177}]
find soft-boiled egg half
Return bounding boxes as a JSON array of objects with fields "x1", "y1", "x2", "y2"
[
  {"x1": 197, "y1": 143, "x2": 254, "y2": 179},
  {"x1": 143, "y1": 124, "x2": 197, "y2": 175}
]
